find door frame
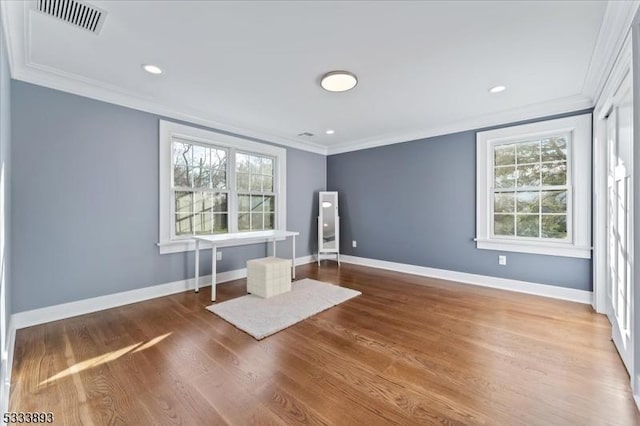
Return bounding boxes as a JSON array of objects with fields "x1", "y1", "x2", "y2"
[{"x1": 593, "y1": 33, "x2": 632, "y2": 314}]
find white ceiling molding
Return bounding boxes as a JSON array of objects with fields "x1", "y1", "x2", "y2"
[
  {"x1": 327, "y1": 94, "x2": 592, "y2": 155},
  {"x1": 581, "y1": 0, "x2": 640, "y2": 103}
]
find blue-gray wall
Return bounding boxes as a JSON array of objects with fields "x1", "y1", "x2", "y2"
[
  {"x1": 11, "y1": 81, "x2": 326, "y2": 313},
  {"x1": 0, "y1": 14, "x2": 11, "y2": 352},
  {"x1": 327, "y1": 111, "x2": 593, "y2": 291}
]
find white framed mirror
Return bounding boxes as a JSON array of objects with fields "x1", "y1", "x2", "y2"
[{"x1": 318, "y1": 191, "x2": 340, "y2": 265}]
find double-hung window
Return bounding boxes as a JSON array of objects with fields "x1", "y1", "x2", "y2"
[
  {"x1": 476, "y1": 114, "x2": 591, "y2": 258},
  {"x1": 158, "y1": 120, "x2": 286, "y2": 254}
]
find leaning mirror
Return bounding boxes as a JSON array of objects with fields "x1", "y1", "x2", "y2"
[{"x1": 318, "y1": 191, "x2": 340, "y2": 265}]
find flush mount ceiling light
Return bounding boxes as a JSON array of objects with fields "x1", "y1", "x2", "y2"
[
  {"x1": 322, "y1": 201, "x2": 332, "y2": 208},
  {"x1": 321, "y1": 71, "x2": 358, "y2": 92},
  {"x1": 489, "y1": 85, "x2": 506, "y2": 93},
  {"x1": 142, "y1": 64, "x2": 163, "y2": 75},
  {"x1": 325, "y1": 129, "x2": 335, "y2": 135}
]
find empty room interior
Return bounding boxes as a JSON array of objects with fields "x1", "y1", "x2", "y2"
[{"x1": 1, "y1": 0, "x2": 640, "y2": 424}]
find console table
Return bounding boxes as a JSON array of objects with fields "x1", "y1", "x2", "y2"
[{"x1": 193, "y1": 230, "x2": 299, "y2": 302}]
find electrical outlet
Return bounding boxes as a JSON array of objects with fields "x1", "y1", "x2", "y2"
[
  {"x1": 352, "y1": 240, "x2": 357, "y2": 248},
  {"x1": 216, "y1": 251, "x2": 222, "y2": 261},
  {"x1": 498, "y1": 255, "x2": 506, "y2": 265}
]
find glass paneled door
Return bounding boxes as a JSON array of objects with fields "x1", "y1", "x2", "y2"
[{"x1": 606, "y1": 72, "x2": 633, "y2": 373}]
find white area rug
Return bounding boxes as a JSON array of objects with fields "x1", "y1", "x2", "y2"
[{"x1": 206, "y1": 278, "x2": 361, "y2": 340}]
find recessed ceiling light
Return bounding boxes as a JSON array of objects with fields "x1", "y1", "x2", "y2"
[
  {"x1": 325, "y1": 129, "x2": 335, "y2": 135},
  {"x1": 142, "y1": 64, "x2": 163, "y2": 75},
  {"x1": 489, "y1": 85, "x2": 506, "y2": 93},
  {"x1": 321, "y1": 71, "x2": 358, "y2": 92}
]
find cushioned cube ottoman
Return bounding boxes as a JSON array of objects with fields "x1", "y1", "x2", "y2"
[{"x1": 246, "y1": 257, "x2": 292, "y2": 298}]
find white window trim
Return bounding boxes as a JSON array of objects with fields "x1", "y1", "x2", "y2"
[
  {"x1": 476, "y1": 114, "x2": 592, "y2": 259},
  {"x1": 158, "y1": 120, "x2": 287, "y2": 254}
]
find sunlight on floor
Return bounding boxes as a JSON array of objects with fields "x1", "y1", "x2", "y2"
[{"x1": 38, "y1": 332, "x2": 172, "y2": 388}]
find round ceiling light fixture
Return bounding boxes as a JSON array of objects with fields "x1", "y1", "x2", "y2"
[
  {"x1": 322, "y1": 201, "x2": 332, "y2": 208},
  {"x1": 489, "y1": 85, "x2": 506, "y2": 93},
  {"x1": 321, "y1": 71, "x2": 358, "y2": 92},
  {"x1": 325, "y1": 129, "x2": 335, "y2": 135},
  {"x1": 142, "y1": 64, "x2": 163, "y2": 75}
]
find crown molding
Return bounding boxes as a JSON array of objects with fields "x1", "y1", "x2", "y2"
[
  {"x1": 3, "y1": 0, "x2": 629, "y2": 157},
  {"x1": 326, "y1": 94, "x2": 593, "y2": 155},
  {"x1": 582, "y1": 0, "x2": 640, "y2": 103}
]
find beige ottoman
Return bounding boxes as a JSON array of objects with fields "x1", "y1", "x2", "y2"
[{"x1": 246, "y1": 257, "x2": 292, "y2": 298}]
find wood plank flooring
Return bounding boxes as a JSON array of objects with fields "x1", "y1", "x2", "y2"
[{"x1": 9, "y1": 262, "x2": 640, "y2": 425}]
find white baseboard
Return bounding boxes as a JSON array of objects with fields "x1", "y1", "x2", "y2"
[
  {"x1": 340, "y1": 255, "x2": 592, "y2": 304},
  {"x1": 11, "y1": 255, "x2": 314, "y2": 330}
]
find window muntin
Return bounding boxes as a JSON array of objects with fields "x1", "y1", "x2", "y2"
[{"x1": 491, "y1": 135, "x2": 570, "y2": 241}]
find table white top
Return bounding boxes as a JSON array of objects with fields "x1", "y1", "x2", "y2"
[{"x1": 193, "y1": 230, "x2": 299, "y2": 244}]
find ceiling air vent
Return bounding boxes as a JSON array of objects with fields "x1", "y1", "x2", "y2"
[
  {"x1": 32, "y1": 0, "x2": 107, "y2": 34},
  {"x1": 297, "y1": 132, "x2": 314, "y2": 137}
]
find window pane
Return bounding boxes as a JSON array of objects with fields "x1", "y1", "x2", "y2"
[
  {"x1": 494, "y1": 214, "x2": 515, "y2": 236},
  {"x1": 238, "y1": 213, "x2": 250, "y2": 231},
  {"x1": 193, "y1": 167, "x2": 211, "y2": 188},
  {"x1": 264, "y1": 213, "x2": 275, "y2": 230},
  {"x1": 212, "y1": 193, "x2": 228, "y2": 212},
  {"x1": 494, "y1": 166, "x2": 516, "y2": 189},
  {"x1": 249, "y1": 156, "x2": 262, "y2": 174},
  {"x1": 262, "y1": 175, "x2": 274, "y2": 192},
  {"x1": 516, "y1": 191, "x2": 540, "y2": 213},
  {"x1": 192, "y1": 145, "x2": 210, "y2": 167},
  {"x1": 541, "y1": 161, "x2": 567, "y2": 185},
  {"x1": 236, "y1": 153, "x2": 250, "y2": 173},
  {"x1": 517, "y1": 215, "x2": 539, "y2": 237},
  {"x1": 237, "y1": 172, "x2": 250, "y2": 191},
  {"x1": 211, "y1": 148, "x2": 226, "y2": 168},
  {"x1": 194, "y1": 213, "x2": 213, "y2": 235},
  {"x1": 211, "y1": 149, "x2": 227, "y2": 189},
  {"x1": 175, "y1": 191, "x2": 193, "y2": 214},
  {"x1": 251, "y1": 195, "x2": 264, "y2": 212},
  {"x1": 194, "y1": 192, "x2": 212, "y2": 214},
  {"x1": 264, "y1": 196, "x2": 275, "y2": 212},
  {"x1": 541, "y1": 215, "x2": 567, "y2": 239},
  {"x1": 516, "y1": 141, "x2": 540, "y2": 164},
  {"x1": 173, "y1": 165, "x2": 191, "y2": 187},
  {"x1": 541, "y1": 190, "x2": 567, "y2": 213},
  {"x1": 251, "y1": 213, "x2": 263, "y2": 230},
  {"x1": 212, "y1": 169, "x2": 227, "y2": 190},
  {"x1": 250, "y1": 174, "x2": 262, "y2": 191},
  {"x1": 516, "y1": 163, "x2": 540, "y2": 187},
  {"x1": 172, "y1": 141, "x2": 191, "y2": 167},
  {"x1": 494, "y1": 192, "x2": 514, "y2": 213},
  {"x1": 175, "y1": 214, "x2": 192, "y2": 235},
  {"x1": 541, "y1": 137, "x2": 567, "y2": 162},
  {"x1": 494, "y1": 144, "x2": 515, "y2": 166},
  {"x1": 262, "y1": 157, "x2": 274, "y2": 175},
  {"x1": 213, "y1": 213, "x2": 228, "y2": 234},
  {"x1": 238, "y1": 194, "x2": 250, "y2": 211}
]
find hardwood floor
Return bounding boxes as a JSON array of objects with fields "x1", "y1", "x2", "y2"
[{"x1": 9, "y1": 262, "x2": 640, "y2": 425}]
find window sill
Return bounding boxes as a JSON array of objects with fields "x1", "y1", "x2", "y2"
[{"x1": 475, "y1": 239, "x2": 592, "y2": 259}]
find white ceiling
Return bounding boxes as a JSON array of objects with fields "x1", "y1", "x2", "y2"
[{"x1": 0, "y1": 1, "x2": 634, "y2": 154}]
